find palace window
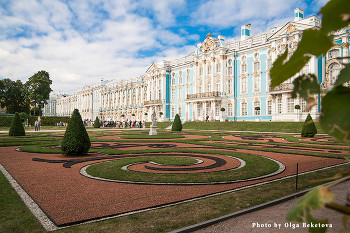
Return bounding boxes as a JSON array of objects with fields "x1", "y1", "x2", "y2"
[
  {"x1": 215, "y1": 102, "x2": 219, "y2": 116},
  {"x1": 328, "y1": 49, "x2": 340, "y2": 59},
  {"x1": 253, "y1": 61, "x2": 261, "y2": 73},
  {"x1": 329, "y1": 63, "x2": 341, "y2": 85},
  {"x1": 228, "y1": 102, "x2": 233, "y2": 116},
  {"x1": 241, "y1": 102, "x2": 247, "y2": 116},
  {"x1": 228, "y1": 66, "x2": 233, "y2": 76},
  {"x1": 178, "y1": 86, "x2": 183, "y2": 99},
  {"x1": 178, "y1": 105, "x2": 182, "y2": 117},
  {"x1": 171, "y1": 106, "x2": 175, "y2": 118},
  {"x1": 216, "y1": 63, "x2": 221, "y2": 72},
  {"x1": 179, "y1": 76, "x2": 183, "y2": 85},
  {"x1": 208, "y1": 65, "x2": 212, "y2": 74},
  {"x1": 287, "y1": 97, "x2": 294, "y2": 113},
  {"x1": 241, "y1": 77, "x2": 247, "y2": 93},
  {"x1": 254, "y1": 100, "x2": 260, "y2": 115},
  {"x1": 267, "y1": 100, "x2": 272, "y2": 115},
  {"x1": 300, "y1": 99, "x2": 307, "y2": 112},
  {"x1": 187, "y1": 73, "x2": 191, "y2": 84},
  {"x1": 241, "y1": 56, "x2": 246, "y2": 62},
  {"x1": 206, "y1": 103, "x2": 210, "y2": 115},
  {"x1": 198, "y1": 83, "x2": 202, "y2": 93},
  {"x1": 199, "y1": 67, "x2": 203, "y2": 76},
  {"x1": 207, "y1": 82, "x2": 212, "y2": 92},
  {"x1": 216, "y1": 81, "x2": 220, "y2": 92},
  {"x1": 277, "y1": 97, "x2": 282, "y2": 114},
  {"x1": 171, "y1": 88, "x2": 175, "y2": 100},
  {"x1": 227, "y1": 79, "x2": 232, "y2": 94},
  {"x1": 253, "y1": 76, "x2": 260, "y2": 92},
  {"x1": 241, "y1": 64, "x2": 247, "y2": 74},
  {"x1": 171, "y1": 77, "x2": 175, "y2": 86},
  {"x1": 158, "y1": 90, "x2": 161, "y2": 100},
  {"x1": 254, "y1": 52, "x2": 259, "y2": 60}
]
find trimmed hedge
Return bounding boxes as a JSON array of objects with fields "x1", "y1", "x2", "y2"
[
  {"x1": 172, "y1": 114, "x2": 182, "y2": 131},
  {"x1": 0, "y1": 116, "x2": 71, "y2": 127},
  {"x1": 61, "y1": 109, "x2": 91, "y2": 156},
  {"x1": 9, "y1": 113, "x2": 25, "y2": 136},
  {"x1": 93, "y1": 117, "x2": 101, "y2": 128},
  {"x1": 301, "y1": 113, "x2": 317, "y2": 137}
]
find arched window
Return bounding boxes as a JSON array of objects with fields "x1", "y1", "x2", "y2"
[
  {"x1": 253, "y1": 76, "x2": 260, "y2": 92},
  {"x1": 207, "y1": 82, "x2": 212, "y2": 92},
  {"x1": 329, "y1": 63, "x2": 341, "y2": 84},
  {"x1": 328, "y1": 49, "x2": 340, "y2": 59}
]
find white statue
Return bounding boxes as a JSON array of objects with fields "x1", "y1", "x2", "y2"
[{"x1": 151, "y1": 109, "x2": 157, "y2": 127}]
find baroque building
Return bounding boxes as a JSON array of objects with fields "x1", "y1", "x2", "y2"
[{"x1": 44, "y1": 8, "x2": 350, "y2": 122}]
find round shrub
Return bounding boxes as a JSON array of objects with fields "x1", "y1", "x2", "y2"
[
  {"x1": 61, "y1": 109, "x2": 91, "y2": 156},
  {"x1": 93, "y1": 117, "x2": 101, "y2": 128},
  {"x1": 171, "y1": 114, "x2": 182, "y2": 131},
  {"x1": 301, "y1": 113, "x2": 317, "y2": 137},
  {"x1": 9, "y1": 112, "x2": 25, "y2": 136}
]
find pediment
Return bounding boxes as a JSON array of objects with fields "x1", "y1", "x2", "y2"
[
  {"x1": 267, "y1": 22, "x2": 311, "y2": 41},
  {"x1": 146, "y1": 63, "x2": 158, "y2": 73}
]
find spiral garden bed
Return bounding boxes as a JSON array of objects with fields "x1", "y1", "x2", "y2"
[{"x1": 0, "y1": 131, "x2": 348, "y2": 229}]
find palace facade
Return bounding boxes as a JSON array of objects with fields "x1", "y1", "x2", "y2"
[{"x1": 43, "y1": 8, "x2": 350, "y2": 122}]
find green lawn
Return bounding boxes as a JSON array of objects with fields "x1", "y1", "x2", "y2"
[{"x1": 183, "y1": 121, "x2": 326, "y2": 133}]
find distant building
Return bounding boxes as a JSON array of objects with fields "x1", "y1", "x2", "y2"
[{"x1": 44, "y1": 8, "x2": 350, "y2": 122}]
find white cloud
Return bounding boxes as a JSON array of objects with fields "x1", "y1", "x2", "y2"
[{"x1": 191, "y1": 0, "x2": 304, "y2": 30}]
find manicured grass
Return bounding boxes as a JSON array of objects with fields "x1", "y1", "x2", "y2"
[
  {"x1": 86, "y1": 151, "x2": 279, "y2": 183},
  {"x1": 0, "y1": 170, "x2": 44, "y2": 233},
  {"x1": 183, "y1": 121, "x2": 326, "y2": 133}
]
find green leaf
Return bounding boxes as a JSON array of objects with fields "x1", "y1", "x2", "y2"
[
  {"x1": 334, "y1": 63, "x2": 350, "y2": 87},
  {"x1": 287, "y1": 186, "x2": 335, "y2": 232},
  {"x1": 320, "y1": 86, "x2": 350, "y2": 144},
  {"x1": 270, "y1": 29, "x2": 332, "y2": 88},
  {"x1": 319, "y1": 0, "x2": 350, "y2": 34},
  {"x1": 291, "y1": 74, "x2": 320, "y2": 99}
]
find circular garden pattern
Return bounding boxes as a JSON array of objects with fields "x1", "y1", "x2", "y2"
[{"x1": 81, "y1": 152, "x2": 285, "y2": 185}]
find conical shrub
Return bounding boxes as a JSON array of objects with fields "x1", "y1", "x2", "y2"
[
  {"x1": 301, "y1": 113, "x2": 317, "y2": 137},
  {"x1": 93, "y1": 116, "x2": 100, "y2": 128},
  {"x1": 61, "y1": 109, "x2": 91, "y2": 156},
  {"x1": 9, "y1": 112, "x2": 25, "y2": 136},
  {"x1": 171, "y1": 114, "x2": 182, "y2": 131}
]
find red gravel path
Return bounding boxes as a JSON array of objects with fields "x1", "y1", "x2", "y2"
[{"x1": 0, "y1": 141, "x2": 346, "y2": 227}]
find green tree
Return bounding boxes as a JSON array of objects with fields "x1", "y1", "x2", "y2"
[
  {"x1": 171, "y1": 114, "x2": 182, "y2": 131},
  {"x1": 9, "y1": 112, "x2": 25, "y2": 136},
  {"x1": 61, "y1": 109, "x2": 91, "y2": 156},
  {"x1": 270, "y1": 0, "x2": 350, "y2": 231},
  {"x1": 25, "y1": 70, "x2": 52, "y2": 116},
  {"x1": 0, "y1": 79, "x2": 29, "y2": 114},
  {"x1": 301, "y1": 114, "x2": 317, "y2": 137},
  {"x1": 93, "y1": 116, "x2": 101, "y2": 128}
]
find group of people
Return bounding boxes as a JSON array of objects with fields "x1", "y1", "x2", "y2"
[{"x1": 116, "y1": 120, "x2": 146, "y2": 129}]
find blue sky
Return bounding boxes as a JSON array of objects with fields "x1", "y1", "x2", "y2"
[{"x1": 0, "y1": 0, "x2": 328, "y2": 93}]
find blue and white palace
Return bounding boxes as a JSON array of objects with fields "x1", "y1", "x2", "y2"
[{"x1": 44, "y1": 8, "x2": 350, "y2": 122}]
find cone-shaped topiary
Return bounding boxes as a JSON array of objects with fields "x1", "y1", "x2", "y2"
[
  {"x1": 301, "y1": 113, "x2": 317, "y2": 138},
  {"x1": 171, "y1": 114, "x2": 182, "y2": 131},
  {"x1": 9, "y1": 112, "x2": 25, "y2": 136},
  {"x1": 93, "y1": 116, "x2": 100, "y2": 128},
  {"x1": 61, "y1": 109, "x2": 91, "y2": 156}
]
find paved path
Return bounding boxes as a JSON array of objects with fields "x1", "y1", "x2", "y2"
[{"x1": 194, "y1": 179, "x2": 350, "y2": 233}]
